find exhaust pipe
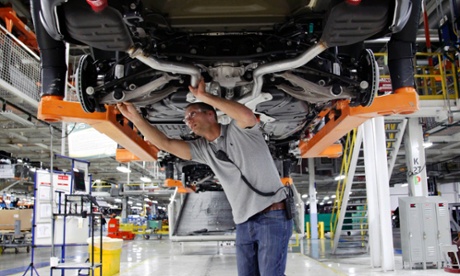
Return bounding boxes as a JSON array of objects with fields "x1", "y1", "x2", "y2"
[
  {"x1": 250, "y1": 42, "x2": 328, "y2": 102},
  {"x1": 128, "y1": 48, "x2": 202, "y2": 88}
]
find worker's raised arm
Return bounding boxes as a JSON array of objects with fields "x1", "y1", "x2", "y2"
[
  {"x1": 117, "y1": 102, "x2": 192, "y2": 160},
  {"x1": 188, "y1": 79, "x2": 258, "y2": 129}
]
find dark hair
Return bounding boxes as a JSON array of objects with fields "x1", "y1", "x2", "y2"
[{"x1": 185, "y1": 102, "x2": 218, "y2": 121}]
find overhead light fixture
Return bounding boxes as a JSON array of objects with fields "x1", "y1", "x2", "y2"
[
  {"x1": 401, "y1": 183, "x2": 409, "y2": 187},
  {"x1": 0, "y1": 111, "x2": 34, "y2": 126},
  {"x1": 34, "y1": 143, "x2": 48, "y2": 149},
  {"x1": 423, "y1": 141, "x2": 433, "y2": 148},
  {"x1": 140, "y1": 176, "x2": 152, "y2": 182},
  {"x1": 334, "y1": 175, "x2": 346, "y2": 181},
  {"x1": 301, "y1": 194, "x2": 308, "y2": 198},
  {"x1": 116, "y1": 164, "x2": 131, "y2": 173},
  {"x1": 8, "y1": 144, "x2": 22, "y2": 149}
]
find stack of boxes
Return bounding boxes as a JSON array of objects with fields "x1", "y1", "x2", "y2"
[{"x1": 107, "y1": 218, "x2": 135, "y2": 240}]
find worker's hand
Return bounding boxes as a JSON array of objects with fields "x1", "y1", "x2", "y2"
[
  {"x1": 188, "y1": 78, "x2": 207, "y2": 100},
  {"x1": 117, "y1": 102, "x2": 142, "y2": 123}
]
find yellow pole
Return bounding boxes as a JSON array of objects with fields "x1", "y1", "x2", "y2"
[
  {"x1": 306, "y1": 222, "x2": 310, "y2": 239},
  {"x1": 318, "y1": 221, "x2": 325, "y2": 239}
]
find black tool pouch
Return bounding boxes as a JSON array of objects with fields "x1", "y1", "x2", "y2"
[{"x1": 284, "y1": 185, "x2": 296, "y2": 220}]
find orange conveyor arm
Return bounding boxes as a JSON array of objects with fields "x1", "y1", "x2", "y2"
[
  {"x1": 0, "y1": 7, "x2": 39, "y2": 53},
  {"x1": 38, "y1": 87, "x2": 418, "y2": 162},
  {"x1": 38, "y1": 96, "x2": 160, "y2": 161},
  {"x1": 299, "y1": 87, "x2": 419, "y2": 158}
]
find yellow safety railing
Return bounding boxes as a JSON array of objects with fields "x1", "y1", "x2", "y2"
[
  {"x1": 330, "y1": 128, "x2": 357, "y2": 239},
  {"x1": 385, "y1": 122, "x2": 398, "y2": 153},
  {"x1": 374, "y1": 51, "x2": 459, "y2": 101}
]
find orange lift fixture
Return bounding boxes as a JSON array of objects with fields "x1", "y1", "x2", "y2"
[
  {"x1": 0, "y1": 7, "x2": 38, "y2": 53},
  {"x1": 37, "y1": 87, "x2": 419, "y2": 162}
]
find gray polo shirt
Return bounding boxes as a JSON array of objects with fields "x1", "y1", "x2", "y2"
[{"x1": 187, "y1": 120, "x2": 286, "y2": 224}]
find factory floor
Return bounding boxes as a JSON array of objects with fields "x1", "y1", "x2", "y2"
[{"x1": 0, "y1": 230, "x2": 453, "y2": 276}]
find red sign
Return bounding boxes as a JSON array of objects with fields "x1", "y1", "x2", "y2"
[{"x1": 379, "y1": 77, "x2": 392, "y2": 92}]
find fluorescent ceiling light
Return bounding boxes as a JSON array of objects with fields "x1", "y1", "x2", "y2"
[
  {"x1": 0, "y1": 111, "x2": 34, "y2": 126},
  {"x1": 423, "y1": 141, "x2": 433, "y2": 148},
  {"x1": 334, "y1": 175, "x2": 346, "y2": 181},
  {"x1": 9, "y1": 132, "x2": 28, "y2": 142},
  {"x1": 401, "y1": 183, "x2": 408, "y2": 187},
  {"x1": 8, "y1": 144, "x2": 22, "y2": 149},
  {"x1": 140, "y1": 176, "x2": 152, "y2": 182},
  {"x1": 116, "y1": 165, "x2": 131, "y2": 173},
  {"x1": 301, "y1": 194, "x2": 308, "y2": 198},
  {"x1": 34, "y1": 143, "x2": 48, "y2": 149}
]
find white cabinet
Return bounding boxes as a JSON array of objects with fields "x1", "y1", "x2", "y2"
[{"x1": 399, "y1": 196, "x2": 451, "y2": 269}]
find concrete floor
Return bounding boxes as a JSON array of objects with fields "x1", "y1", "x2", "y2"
[{"x1": 0, "y1": 232, "x2": 453, "y2": 276}]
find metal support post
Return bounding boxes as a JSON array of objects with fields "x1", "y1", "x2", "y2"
[
  {"x1": 404, "y1": 118, "x2": 428, "y2": 196},
  {"x1": 308, "y1": 158, "x2": 318, "y2": 239},
  {"x1": 363, "y1": 119, "x2": 381, "y2": 268},
  {"x1": 122, "y1": 196, "x2": 128, "y2": 223},
  {"x1": 374, "y1": 117, "x2": 395, "y2": 271},
  {"x1": 363, "y1": 117, "x2": 395, "y2": 271}
]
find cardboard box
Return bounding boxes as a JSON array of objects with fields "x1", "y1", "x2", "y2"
[{"x1": 0, "y1": 209, "x2": 33, "y2": 231}]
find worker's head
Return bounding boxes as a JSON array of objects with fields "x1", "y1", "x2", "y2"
[
  {"x1": 185, "y1": 102, "x2": 217, "y2": 121},
  {"x1": 184, "y1": 102, "x2": 218, "y2": 135}
]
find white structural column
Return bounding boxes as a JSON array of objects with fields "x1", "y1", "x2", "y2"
[
  {"x1": 122, "y1": 196, "x2": 128, "y2": 221},
  {"x1": 308, "y1": 158, "x2": 318, "y2": 239},
  {"x1": 404, "y1": 118, "x2": 428, "y2": 196},
  {"x1": 362, "y1": 117, "x2": 395, "y2": 271}
]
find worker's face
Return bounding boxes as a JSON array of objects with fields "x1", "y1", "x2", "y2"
[{"x1": 184, "y1": 106, "x2": 209, "y2": 134}]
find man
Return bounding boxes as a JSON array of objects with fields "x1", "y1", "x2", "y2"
[{"x1": 117, "y1": 79, "x2": 292, "y2": 276}]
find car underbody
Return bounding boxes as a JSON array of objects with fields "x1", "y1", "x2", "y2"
[{"x1": 32, "y1": 0, "x2": 422, "y2": 190}]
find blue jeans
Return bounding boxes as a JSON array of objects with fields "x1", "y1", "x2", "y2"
[{"x1": 236, "y1": 210, "x2": 292, "y2": 276}]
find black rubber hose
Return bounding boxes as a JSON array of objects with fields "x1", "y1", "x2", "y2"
[
  {"x1": 30, "y1": 0, "x2": 67, "y2": 97},
  {"x1": 387, "y1": 0, "x2": 423, "y2": 90}
]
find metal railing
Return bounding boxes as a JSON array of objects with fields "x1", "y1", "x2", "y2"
[
  {"x1": 374, "y1": 51, "x2": 459, "y2": 101},
  {"x1": 330, "y1": 128, "x2": 357, "y2": 238},
  {"x1": 0, "y1": 25, "x2": 40, "y2": 111}
]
